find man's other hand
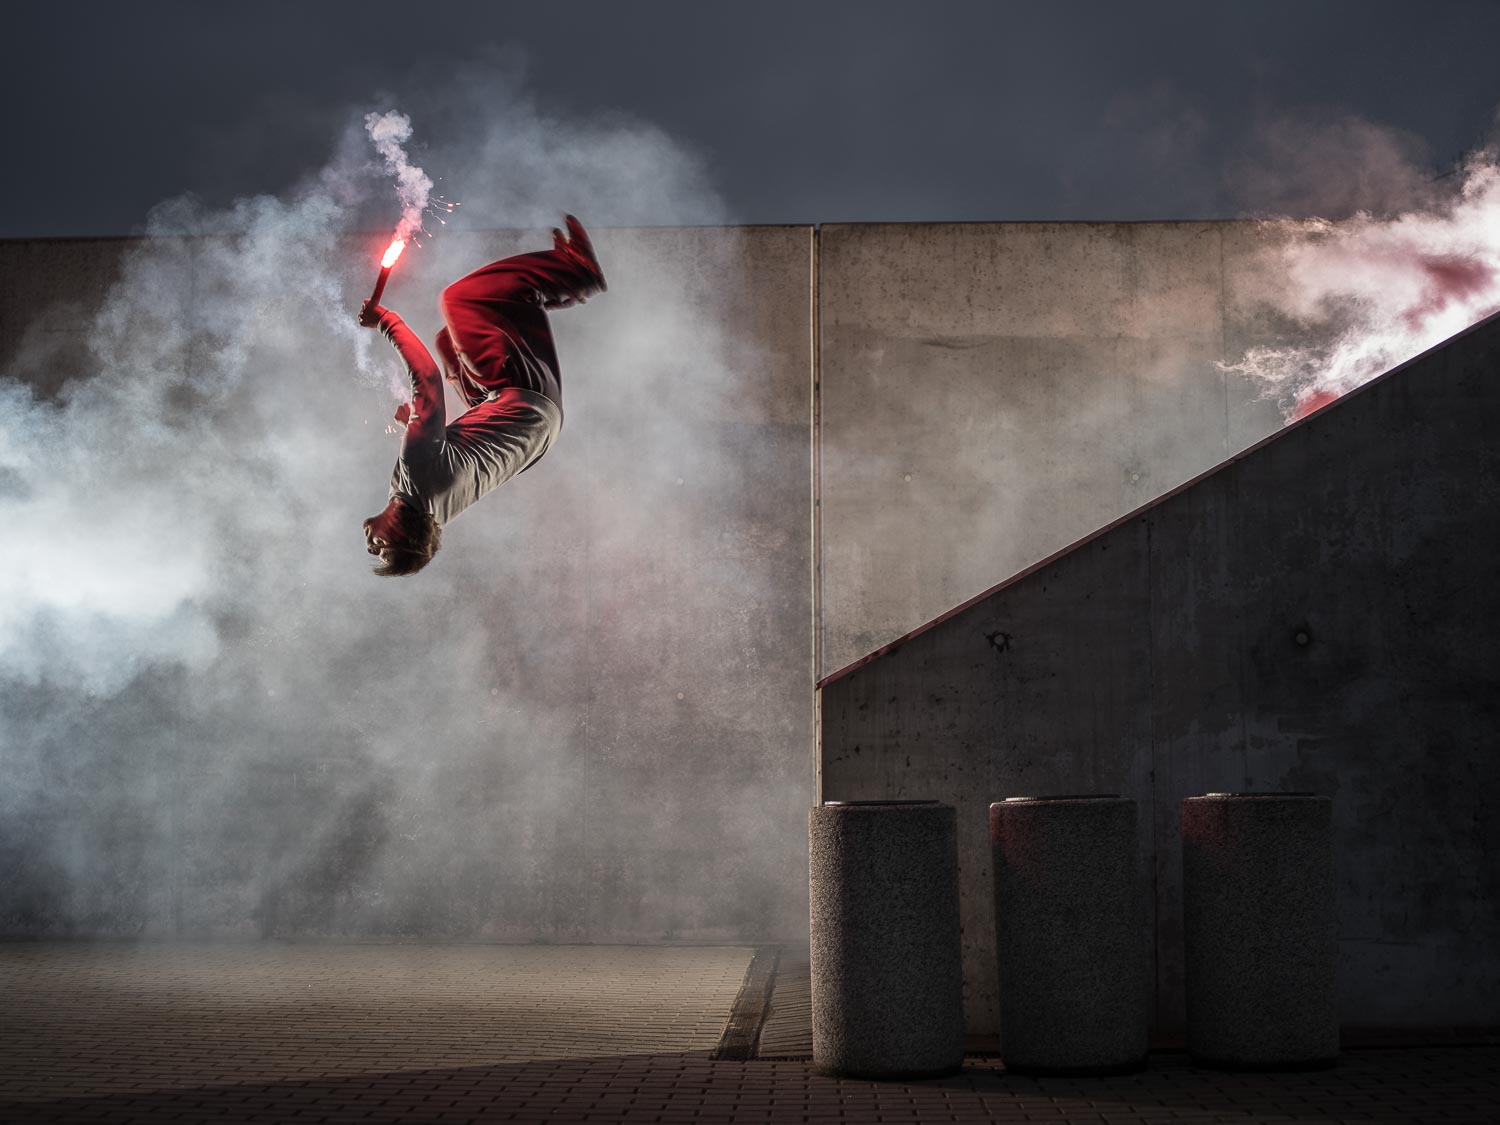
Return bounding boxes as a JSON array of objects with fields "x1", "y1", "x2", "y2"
[
  {"x1": 357, "y1": 301, "x2": 387, "y2": 329},
  {"x1": 393, "y1": 403, "x2": 412, "y2": 427}
]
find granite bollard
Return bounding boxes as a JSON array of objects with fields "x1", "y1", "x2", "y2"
[
  {"x1": 1182, "y1": 793, "x2": 1338, "y2": 1070},
  {"x1": 809, "y1": 800, "x2": 964, "y2": 1079},
  {"x1": 990, "y1": 795, "x2": 1149, "y2": 1075}
]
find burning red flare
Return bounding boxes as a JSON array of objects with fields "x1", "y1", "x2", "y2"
[{"x1": 367, "y1": 237, "x2": 406, "y2": 309}]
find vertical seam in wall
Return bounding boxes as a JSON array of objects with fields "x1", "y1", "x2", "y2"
[
  {"x1": 1233, "y1": 464, "x2": 1249, "y2": 768},
  {"x1": 811, "y1": 225, "x2": 823, "y2": 805},
  {"x1": 1145, "y1": 510, "x2": 1160, "y2": 1032},
  {"x1": 1218, "y1": 226, "x2": 1231, "y2": 453}
]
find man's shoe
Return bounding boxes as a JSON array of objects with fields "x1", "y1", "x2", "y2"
[{"x1": 559, "y1": 214, "x2": 607, "y2": 294}]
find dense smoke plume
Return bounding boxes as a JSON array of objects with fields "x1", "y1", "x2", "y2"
[
  {"x1": 0, "y1": 68, "x2": 806, "y2": 941},
  {"x1": 363, "y1": 111, "x2": 434, "y2": 246},
  {"x1": 1227, "y1": 125, "x2": 1500, "y2": 419}
]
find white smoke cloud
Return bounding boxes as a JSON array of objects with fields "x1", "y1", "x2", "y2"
[
  {"x1": 0, "y1": 381, "x2": 220, "y2": 694},
  {"x1": 1226, "y1": 129, "x2": 1500, "y2": 419},
  {"x1": 396, "y1": 57, "x2": 725, "y2": 233},
  {"x1": 363, "y1": 110, "x2": 435, "y2": 245},
  {"x1": 0, "y1": 66, "x2": 804, "y2": 942},
  {"x1": 1230, "y1": 112, "x2": 1446, "y2": 221}
]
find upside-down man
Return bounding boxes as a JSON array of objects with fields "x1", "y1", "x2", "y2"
[{"x1": 356, "y1": 215, "x2": 606, "y2": 576}]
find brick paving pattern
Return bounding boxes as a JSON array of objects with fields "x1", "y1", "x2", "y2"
[
  {"x1": 0, "y1": 942, "x2": 751, "y2": 1101},
  {"x1": 6, "y1": 1048, "x2": 1498, "y2": 1124},
  {"x1": 3, "y1": 942, "x2": 1497, "y2": 1124}
]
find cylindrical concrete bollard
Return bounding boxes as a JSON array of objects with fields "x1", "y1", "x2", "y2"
[
  {"x1": 1182, "y1": 793, "x2": 1338, "y2": 1070},
  {"x1": 990, "y1": 795, "x2": 1149, "y2": 1075},
  {"x1": 809, "y1": 800, "x2": 965, "y2": 1079}
]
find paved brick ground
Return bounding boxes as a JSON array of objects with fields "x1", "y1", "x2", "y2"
[
  {"x1": 750, "y1": 949, "x2": 1498, "y2": 1059},
  {"x1": 0, "y1": 942, "x2": 751, "y2": 1102},
  {"x1": 5, "y1": 1048, "x2": 1498, "y2": 1124},
  {"x1": 3, "y1": 942, "x2": 1497, "y2": 1124}
]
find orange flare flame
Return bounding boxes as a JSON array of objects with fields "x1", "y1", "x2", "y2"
[{"x1": 380, "y1": 239, "x2": 406, "y2": 270}]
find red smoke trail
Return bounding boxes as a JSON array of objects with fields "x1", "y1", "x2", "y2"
[{"x1": 1226, "y1": 146, "x2": 1500, "y2": 421}]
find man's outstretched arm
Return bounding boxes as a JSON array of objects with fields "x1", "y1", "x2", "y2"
[{"x1": 358, "y1": 301, "x2": 447, "y2": 445}]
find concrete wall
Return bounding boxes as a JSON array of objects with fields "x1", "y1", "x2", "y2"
[
  {"x1": 817, "y1": 222, "x2": 1288, "y2": 678},
  {"x1": 13, "y1": 216, "x2": 1483, "y2": 994},
  {"x1": 820, "y1": 313, "x2": 1500, "y2": 1034},
  {"x1": 0, "y1": 236, "x2": 133, "y2": 398},
  {"x1": 0, "y1": 226, "x2": 815, "y2": 943}
]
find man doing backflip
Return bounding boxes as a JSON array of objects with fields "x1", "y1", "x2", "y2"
[{"x1": 356, "y1": 215, "x2": 606, "y2": 576}]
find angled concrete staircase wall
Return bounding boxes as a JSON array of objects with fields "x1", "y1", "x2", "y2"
[{"x1": 820, "y1": 312, "x2": 1500, "y2": 1036}]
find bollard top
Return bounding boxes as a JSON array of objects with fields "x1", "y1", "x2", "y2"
[
  {"x1": 1001, "y1": 794, "x2": 1121, "y2": 802},
  {"x1": 1200, "y1": 792, "x2": 1317, "y2": 798}
]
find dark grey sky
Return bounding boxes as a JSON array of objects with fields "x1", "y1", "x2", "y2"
[{"x1": 8, "y1": 0, "x2": 1500, "y2": 237}]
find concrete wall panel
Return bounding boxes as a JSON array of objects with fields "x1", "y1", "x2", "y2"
[{"x1": 818, "y1": 221, "x2": 1288, "y2": 677}]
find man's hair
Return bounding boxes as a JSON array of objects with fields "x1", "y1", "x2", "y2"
[{"x1": 372, "y1": 505, "x2": 442, "y2": 577}]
